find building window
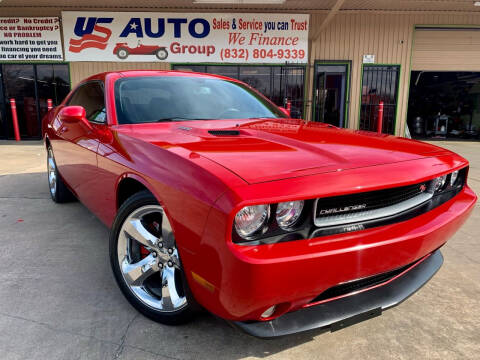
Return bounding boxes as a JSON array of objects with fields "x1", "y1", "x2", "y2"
[
  {"x1": 0, "y1": 64, "x2": 70, "y2": 140},
  {"x1": 359, "y1": 65, "x2": 400, "y2": 134},
  {"x1": 172, "y1": 64, "x2": 305, "y2": 119}
]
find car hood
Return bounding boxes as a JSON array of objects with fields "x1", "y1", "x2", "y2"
[{"x1": 116, "y1": 119, "x2": 451, "y2": 184}]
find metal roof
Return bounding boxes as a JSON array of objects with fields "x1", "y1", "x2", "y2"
[
  {"x1": 344, "y1": 0, "x2": 480, "y2": 12},
  {"x1": 1, "y1": 0, "x2": 480, "y2": 12}
]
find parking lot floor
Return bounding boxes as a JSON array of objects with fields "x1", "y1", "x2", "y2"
[{"x1": 0, "y1": 140, "x2": 479, "y2": 359}]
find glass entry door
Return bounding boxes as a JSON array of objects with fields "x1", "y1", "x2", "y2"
[
  {"x1": 2, "y1": 64, "x2": 39, "y2": 139},
  {"x1": 0, "y1": 64, "x2": 70, "y2": 140},
  {"x1": 314, "y1": 63, "x2": 349, "y2": 127},
  {"x1": 35, "y1": 64, "x2": 71, "y2": 126}
]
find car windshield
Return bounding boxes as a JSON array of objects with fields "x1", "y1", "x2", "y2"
[{"x1": 114, "y1": 76, "x2": 286, "y2": 124}]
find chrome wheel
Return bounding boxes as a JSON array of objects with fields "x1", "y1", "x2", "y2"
[
  {"x1": 117, "y1": 205, "x2": 187, "y2": 312},
  {"x1": 47, "y1": 148, "x2": 57, "y2": 197}
]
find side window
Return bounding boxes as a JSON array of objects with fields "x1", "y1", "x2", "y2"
[{"x1": 68, "y1": 82, "x2": 106, "y2": 123}]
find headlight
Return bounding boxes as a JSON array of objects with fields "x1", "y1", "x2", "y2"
[
  {"x1": 234, "y1": 205, "x2": 269, "y2": 239},
  {"x1": 450, "y1": 170, "x2": 459, "y2": 186},
  {"x1": 433, "y1": 175, "x2": 447, "y2": 192},
  {"x1": 276, "y1": 200, "x2": 304, "y2": 229}
]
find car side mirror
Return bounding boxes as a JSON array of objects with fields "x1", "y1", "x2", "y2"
[
  {"x1": 59, "y1": 106, "x2": 92, "y2": 130},
  {"x1": 279, "y1": 107, "x2": 291, "y2": 117}
]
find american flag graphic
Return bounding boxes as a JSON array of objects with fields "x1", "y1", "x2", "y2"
[{"x1": 69, "y1": 24, "x2": 112, "y2": 53}]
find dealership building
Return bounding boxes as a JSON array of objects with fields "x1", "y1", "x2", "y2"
[{"x1": 1, "y1": 0, "x2": 480, "y2": 141}]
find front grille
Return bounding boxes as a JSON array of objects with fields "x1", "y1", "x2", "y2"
[
  {"x1": 234, "y1": 168, "x2": 466, "y2": 246},
  {"x1": 310, "y1": 260, "x2": 416, "y2": 304},
  {"x1": 313, "y1": 181, "x2": 432, "y2": 227}
]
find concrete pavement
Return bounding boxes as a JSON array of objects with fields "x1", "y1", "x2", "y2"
[{"x1": 0, "y1": 140, "x2": 479, "y2": 359}]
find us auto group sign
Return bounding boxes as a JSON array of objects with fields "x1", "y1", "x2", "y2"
[{"x1": 61, "y1": 12, "x2": 309, "y2": 63}]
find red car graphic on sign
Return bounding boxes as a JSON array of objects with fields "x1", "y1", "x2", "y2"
[{"x1": 113, "y1": 41, "x2": 168, "y2": 60}]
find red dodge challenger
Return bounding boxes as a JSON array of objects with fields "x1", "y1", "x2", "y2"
[{"x1": 43, "y1": 70, "x2": 476, "y2": 337}]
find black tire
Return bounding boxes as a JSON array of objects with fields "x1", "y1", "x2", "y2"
[
  {"x1": 155, "y1": 48, "x2": 168, "y2": 60},
  {"x1": 116, "y1": 48, "x2": 129, "y2": 60},
  {"x1": 47, "y1": 146, "x2": 76, "y2": 203},
  {"x1": 109, "y1": 190, "x2": 197, "y2": 325}
]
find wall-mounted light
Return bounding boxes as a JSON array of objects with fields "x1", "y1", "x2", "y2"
[{"x1": 474, "y1": 1, "x2": 480, "y2": 7}]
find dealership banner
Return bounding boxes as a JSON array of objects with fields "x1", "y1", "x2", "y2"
[
  {"x1": 0, "y1": 17, "x2": 63, "y2": 61},
  {"x1": 61, "y1": 12, "x2": 308, "y2": 63}
]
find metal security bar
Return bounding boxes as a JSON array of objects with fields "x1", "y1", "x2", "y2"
[
  {"x1": 359, "y1": 65, "x2": 400, "y2": 134},
  {"x1": 172, "y1": 64, "x2": 305, "y2": 119}
]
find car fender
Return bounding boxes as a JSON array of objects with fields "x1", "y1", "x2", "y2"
[
  {"x1": 114, "y1": 172, "x2": 183, "y2": 252},
  {"x1": 115, "y1": 172, "x2": 162, "y2": 209},
  {"x1": 111, "y1": 158, "x2": 218, "y2": 255}
]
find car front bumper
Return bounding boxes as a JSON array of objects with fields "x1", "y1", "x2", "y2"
[
  {"x1": 232, "y1": 249, "x2": 443, "y2": 338},
  {"x1": 185, "y1": 185, "x2": 476, "y2": 328}
]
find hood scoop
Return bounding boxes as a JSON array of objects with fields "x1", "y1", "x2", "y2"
[{"x1": 208, "y1": 130, "x2": 240, "y2": 136}]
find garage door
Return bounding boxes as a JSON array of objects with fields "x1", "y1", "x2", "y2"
[{"x1": 412, "y1": 28, "x2": 480, "y2": 71}]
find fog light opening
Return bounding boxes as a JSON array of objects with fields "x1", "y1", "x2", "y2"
[{"x1": 260, "y1": 305, "x2": 276, "y2": 319}]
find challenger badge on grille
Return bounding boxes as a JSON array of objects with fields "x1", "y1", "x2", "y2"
[{"x1": 318, "y1": 204, "x2": 367, "y2": 215}]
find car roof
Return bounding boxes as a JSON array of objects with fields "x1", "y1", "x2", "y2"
[{"x1": 84, "y1": 70, "x2": 241, "y2": 83}]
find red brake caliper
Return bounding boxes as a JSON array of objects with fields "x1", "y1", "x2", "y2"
[
  {"x1": 139, "y1": 221, "x2": 160, "y2": 258},
  {"x1": 140, "y1": 246, "x2": 150, "y2": 258}
]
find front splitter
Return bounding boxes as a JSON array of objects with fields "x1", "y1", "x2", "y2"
[{"x1": 232, "y1": 250, "x2": 443, "y2": 338}]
